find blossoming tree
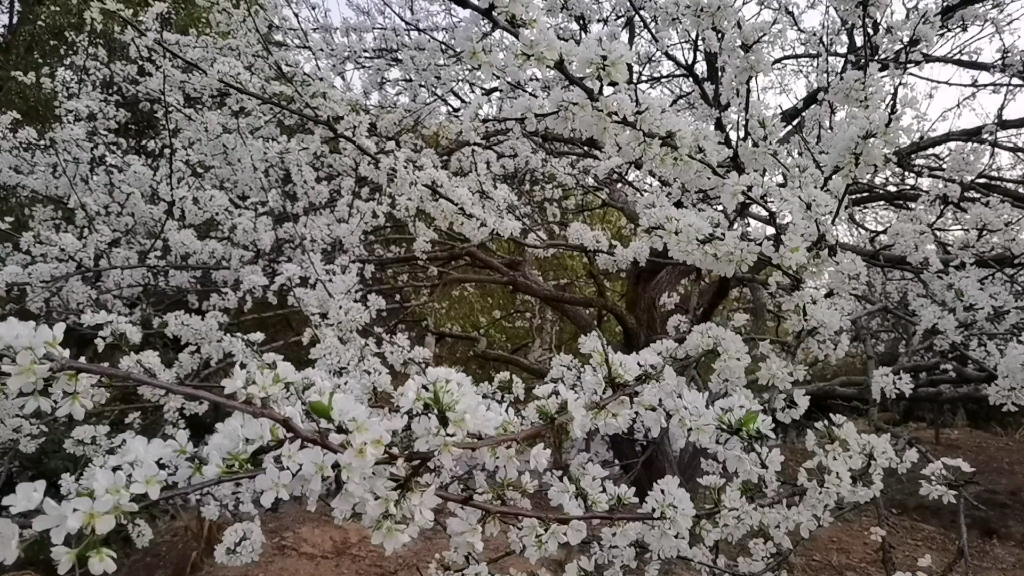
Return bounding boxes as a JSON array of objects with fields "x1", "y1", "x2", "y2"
[{"x1": 1, "y1": 0, "x2": 1023, "y2": 573}]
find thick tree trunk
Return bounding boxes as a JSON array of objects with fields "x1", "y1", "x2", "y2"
[
  {"x1": 609, "y1": 258, "x2": 718, "y2": 499},
  {"x1": 609, "y1": 433, "x2": 704, "y2": 500}
]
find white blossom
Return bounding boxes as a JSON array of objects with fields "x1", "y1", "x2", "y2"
[
  {"x1": 0, "y1": 518, "x2": 18, "y2": 565},
  {"x1": 2, "y1": 480, "x2": 46, "y2": 514},
  {"x1": 214, "y1": 520, "x2": 264, "y2": 566},
  {"x1": 86, "y1": 547, "x2": 118, "y2": 575}
]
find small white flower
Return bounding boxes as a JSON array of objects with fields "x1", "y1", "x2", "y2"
[
  {"x1": 254, "y1": 465, "x2": 292, "y2": 507},
  {"x1": 371, "y1": 519, "x2": 411, "y2": 554},
  {"x1": 565, "y1": 520, "x2": 586, "y2": 545},
  {"x1": 200, "y1": 502, "x2": 221, "y2": 520},
  {"x1": 528, "y1": 444, "x2": 551, "y2": 470},
  {"x1": 129, "y1": 460, "x2": 167, "y2": 499},
  {"x1": 2, "y1": 480, "x2": 46, "y2": 514},
  {"x1": 51, "y1": 545, "x2": 79, "y2": 574},
  {"x1": 2, "y1": 349, "x2": 50, "y2": 393},
  {"x1": 128, "y1": 519, "x2": 154, "y2": 548},
  {"x1": 56, "y1": 393, "x2": 94, "y2": 421},
  {"x1": 213, "y1": 520, "x2": 264, "y2": 566},
  {"x1": 0, "y1": 518, "x2": 19, "y2": 565},
  {"x1": 33, "y1": 497, "x2": 83, "y2": 544},
  {"x1": 72, "y1": 496, "x2": 117, "y2": 535},
  {"x1": 86, "y1": 547, "x2": 117, "y2": 574},
  {"x1": 20, "y1": 392, "x2": 54, "y2": 414}
]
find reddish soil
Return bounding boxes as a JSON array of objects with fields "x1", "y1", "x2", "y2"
[
  {"x1": 108, "y1": 425, "x2": 1024, "y2": 576},
  {"x1": 791, "y1": 425, "x2": 1024, "y2": 576}
]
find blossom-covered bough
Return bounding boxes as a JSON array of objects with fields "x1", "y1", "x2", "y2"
[{"x1": 0, "y1": 0, "x2": 1022, "y2": 573}]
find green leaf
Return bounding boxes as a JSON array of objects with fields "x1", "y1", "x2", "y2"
[
  {"x1": 308, "y1": 400, "x2": 333, "y2": 421},
  {"x1": 739, "y1": 410, "x2": 760, "y2": 433}
]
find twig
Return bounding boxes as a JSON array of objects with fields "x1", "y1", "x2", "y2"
[
  {"x1": 0, "y1": 447, "x2": 17, "y2": 489},
  {"x1": 53, "y1": 359, "x2": 346, "y2": 454},
  {"x1": 434, "y1": 490, "x2": 655, "y2": 523},
  {"x1": 822, "y1": 553, "x2": 847, "y2": 576},
  {"x1": 855, "y1": 320, "x2": 880, "y2": 429},
  {"x1": 936, "y1": 542, "x2": 964, "y2": 576},
  {"x1": 145, "y1": 470, "x2": 264, "y2": 507},
  {"x1": 958, "y1": 495, "x2": 973, "y2": 576},
  {"x1": 875, "y1": 494, "x2": 896, "y2": 576}
]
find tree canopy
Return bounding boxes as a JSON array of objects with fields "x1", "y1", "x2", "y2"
[{"x1": 1, "y1": 0, "x2": 1023, "y2": 573}]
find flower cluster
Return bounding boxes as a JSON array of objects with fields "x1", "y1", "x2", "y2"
[
  {"x1": 0, "y1": 319, "x2": 932, "y2": 575},
  {"x1": 213, "y1": 520, "x2": 265, "y2": 566},
  {"x1": 919, "y1": 458, "x2": 976, "y2": 504}
]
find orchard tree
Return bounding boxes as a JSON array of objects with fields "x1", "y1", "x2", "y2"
[{"x1": 1, "y1": 0, "x2": 1023, "y2": 574}]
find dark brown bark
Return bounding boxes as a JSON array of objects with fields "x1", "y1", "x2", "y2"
[
  {"x1": 622, "y1": 257, "x2": 696, "y2": 349},
  {"x1": 610, "y1": 259, "x2": 718, "y2": 499}
]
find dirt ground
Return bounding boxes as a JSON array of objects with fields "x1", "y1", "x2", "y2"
[
  {"x1": 109, "y1": 425, "x2": 1024, "y2": 576},
  {"x1": 789, "y1": 425, "x2": 1024, "y2": 576}
]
